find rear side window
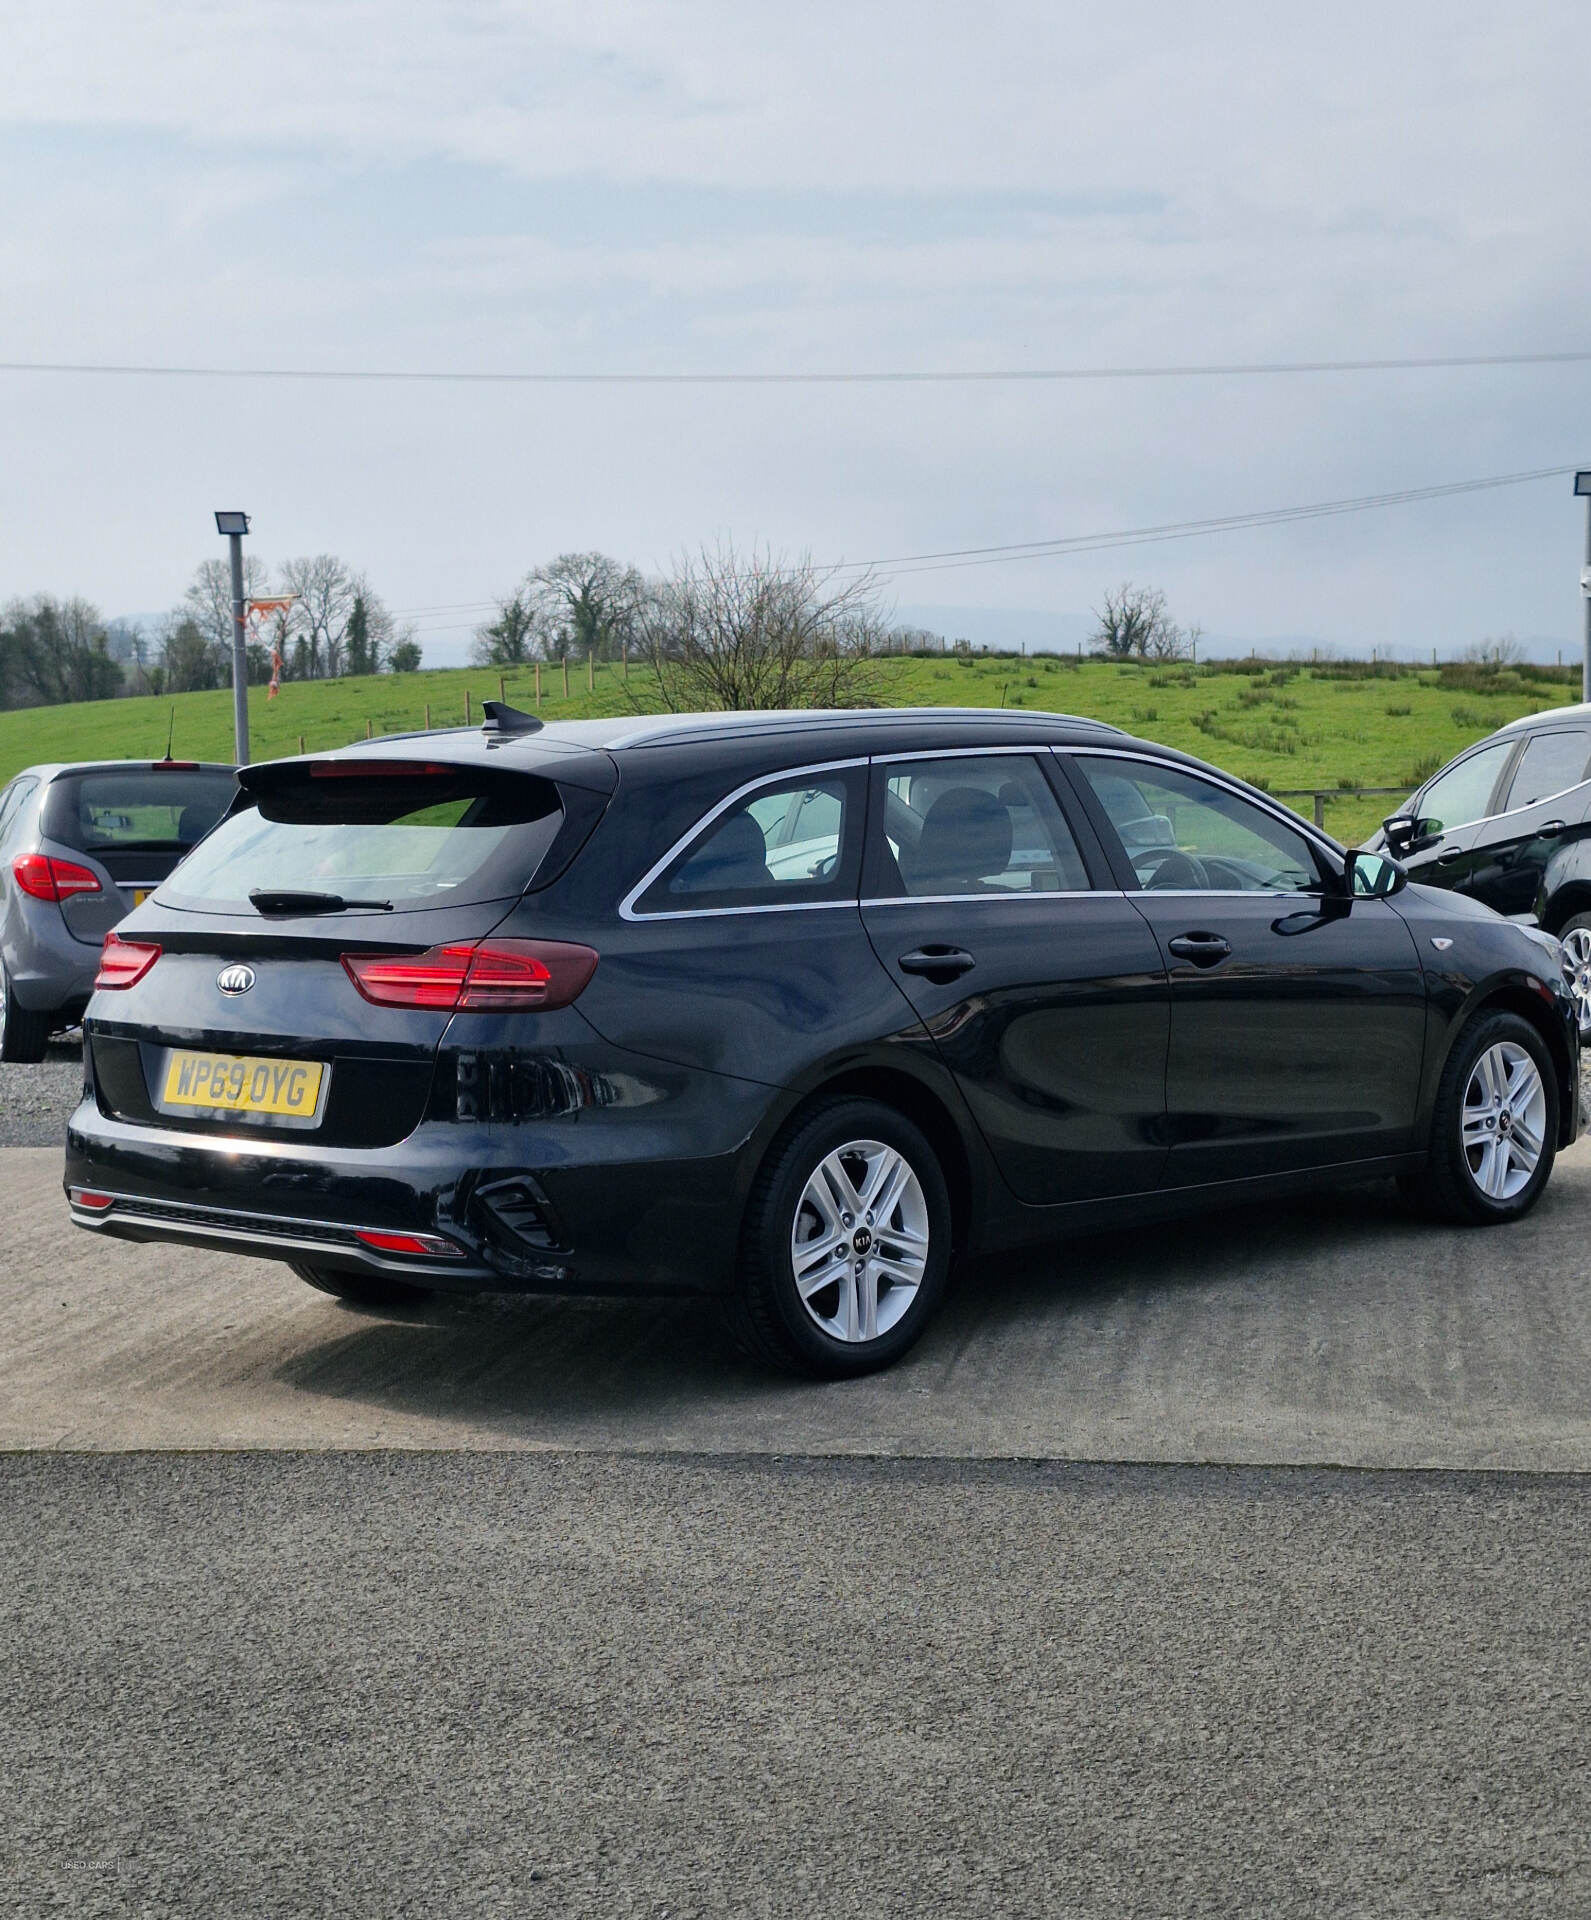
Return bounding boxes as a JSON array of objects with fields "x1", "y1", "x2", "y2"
[
  {"x1": 158, "y1": 764, "x2": 566, "y2": 913},
  {"x1": 632, "y1": 768, "x2": 863, "y2": 914},
  {"x1": 43, "y1": 769, "x2": 236, "y2": 855},
  {"x1": 1500, "y1": 730, "x2": 1591, "y2": 812}
]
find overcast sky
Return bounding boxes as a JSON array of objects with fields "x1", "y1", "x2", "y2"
[{"x1": 2, "y1": 0, "x2": 1589, "y2": 661}]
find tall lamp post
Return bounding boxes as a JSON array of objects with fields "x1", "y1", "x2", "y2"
[
  {"x1": 215, "y1": 510, "x2": 251, "y2": 765},
  {"x1": 1578, "y1": 473, "x2": 1591, "y2": 705}
]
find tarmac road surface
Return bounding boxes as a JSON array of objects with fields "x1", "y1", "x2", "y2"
[{"x1": 2, "y1": 1453, "x2": 1588, "y2": 1920}]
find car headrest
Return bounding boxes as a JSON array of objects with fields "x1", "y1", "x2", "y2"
[{"x1": 909, "y1": 787, "x2": 1013, "y2": 892}]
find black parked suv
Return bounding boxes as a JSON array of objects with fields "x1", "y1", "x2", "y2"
[
  {"x1": 66, "y1": 706, "x2": 1577, "y2": 1376},
  {"x1": 1379, "y1": 704, "x2": 1591, "y2": 1035}
]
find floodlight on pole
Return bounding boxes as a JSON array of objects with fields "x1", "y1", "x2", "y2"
[{"x1": 215, "y1": 510, "x2": 252, "y2": 763}]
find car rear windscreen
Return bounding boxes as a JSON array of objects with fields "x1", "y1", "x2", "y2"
[
  {"x1": 156, "y1": 764, "x2": 565, "y2": 913},
  {"x1": 43, "y1": 769, "x2": 238, "y2": 856}
]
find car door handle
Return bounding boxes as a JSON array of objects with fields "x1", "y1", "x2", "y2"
[
  {"x1": 1537, "y1": 820, "x2": 1567, "y2": 836},
  {"x1": 898, "y1": 946, "x2": 976, "y2": 982},
  {"x1": 1436, "y1": 847, "x2": 1466, "y2": 865},
  {"x1": 1166, "y1": 932, "x2": 1232, "y2": 967}
]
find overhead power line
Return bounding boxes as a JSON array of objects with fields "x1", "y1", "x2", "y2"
[
  {"x1": 383, "y1": 465, "x2": 1577, "y2": 630},
  {"x1": 3, "y1": 352, "x2": 1591, "y2": 387},
  {"x1": 847, "y1": 465, "x2": 1578, "y2": 579}
]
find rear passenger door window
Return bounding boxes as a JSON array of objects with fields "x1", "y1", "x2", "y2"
[
  {"x1": 632, "y1": 768, "x2": 863, "y2": 915},
  {"x1": 1498, "y1": 730, "x2": 1591, "y2": 813},
  {"x1": 867, "y1": 754, "x2": 1092, "y2": 898}
]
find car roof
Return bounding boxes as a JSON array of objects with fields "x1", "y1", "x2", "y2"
[
  {"x1": 5, "y1": 760, "x2": 236, "y2": 785},
  {"x1": 1495, "y1": 701, "x2": 1591, "y2": 734}
]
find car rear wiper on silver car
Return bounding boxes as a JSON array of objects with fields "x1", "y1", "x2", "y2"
[{"x1": 248, "y1": 889, "x2": 394, "y2": 915}]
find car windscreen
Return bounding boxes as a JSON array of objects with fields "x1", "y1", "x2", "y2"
[
  {"x1": 155, "y1": 764, "x2": 565, "y2": 914},
  {"x1": 43, "y1": 769, "x2": 238, "y2": 856}
]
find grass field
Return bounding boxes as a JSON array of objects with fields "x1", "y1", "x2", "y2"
[{"x1": 0, "y1": 653, "x2": 1579, "y2": 845}]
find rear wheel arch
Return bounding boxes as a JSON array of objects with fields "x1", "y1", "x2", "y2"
[
  {"x1": 784, "y1": 1065, "x2": 975, "y2": 1253},
  {"x1": 1541, "y1": 881, "x2": 1591, "y2": 936}
]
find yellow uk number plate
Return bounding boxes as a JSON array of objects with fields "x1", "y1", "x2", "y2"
[{"x1": 161, "y1": 1050, "x2": 325, "y2": 1119}]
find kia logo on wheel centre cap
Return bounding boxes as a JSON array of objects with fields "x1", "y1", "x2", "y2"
[{"x1": 217, "y1": 964, "x2": 256, "y2": 995}]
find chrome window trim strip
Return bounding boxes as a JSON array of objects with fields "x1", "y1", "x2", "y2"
[
  {"x1": 618, "y1": 757, "x2": 868, "y2": 923},
  {"x1": 860, "y1": 890, "x2": 1123, "y2": 906}
]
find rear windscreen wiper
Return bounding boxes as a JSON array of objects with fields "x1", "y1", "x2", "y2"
[{"x1": 248, "y1": 889, "x2": 394, "y2": 915}]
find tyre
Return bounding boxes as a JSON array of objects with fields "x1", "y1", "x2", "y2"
[
  {"x1": 0, "y1": 956, "x2": 52, "y2": 1064},
  {"x1": 289, "y1": 1262, "x2": 434, "y2": 1309},
  {"x1": 1555, "y1": 912, "x2": 1591, "y2": 1041},
  {"x1": 1407, "y1": 1010, "x2": 1559, "y2": 1225},
  {"x1": 727, "y1": 1096, "x2": 952, "y2": 1378}
]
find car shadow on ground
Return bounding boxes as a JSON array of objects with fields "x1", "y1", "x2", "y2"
[{"x1": 266, "y1": 1175, "x2": 1451, "y2": 1439}]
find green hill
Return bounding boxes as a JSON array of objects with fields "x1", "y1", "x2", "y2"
[{"x1": 0, "y1": 654, "x2": 1576, "y2": 845}]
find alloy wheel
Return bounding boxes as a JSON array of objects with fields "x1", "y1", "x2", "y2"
[
  {"x1": 789, "y1": 1137, "x2": 931, "y2": 1344},
  {"x1": 1461, "y1": 1041, "x2": 1546, "y2": 1201},
  {"x1": 1560, "y1": 926, "x2": 1591, "y2": 1037}
]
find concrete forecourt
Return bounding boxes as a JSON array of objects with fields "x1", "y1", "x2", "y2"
[{"x1": 4, "y1": 1078, "x2": 1590, "y2": 1917}]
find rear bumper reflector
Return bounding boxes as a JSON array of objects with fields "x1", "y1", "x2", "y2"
[
  {"x1": 355, "y1": 1228, "x2": 467, "y2": 1259},
  {"x1": 68, "y1": 1187, "x2": 115, "y2": 1211}
]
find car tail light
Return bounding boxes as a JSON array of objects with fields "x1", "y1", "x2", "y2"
[
  {"x1": 12, "y1": 853, "x2": 103, "y2": 901},
  {"x1": 355, "y1": 1228, "x2": 466, "y2": 1258},
  {"x1": 342, "y1": 940, "x2": 598, "y2": 1011},
  {"x1": 308, "y1": 761, "x2": 458, "y2": 779},
  {"x1": 95, "y1": 933, "x2": 162, "y2": 990}
]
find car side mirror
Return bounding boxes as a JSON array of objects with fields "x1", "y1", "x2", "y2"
[
  {"x1": 1345, "y1": 848, "x2": 1408, "y2": 898},
  {"x1": 1382, "y1": 813, "x2": 1441, "y2": 856}
]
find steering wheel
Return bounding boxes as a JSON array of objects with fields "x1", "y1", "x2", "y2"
[{"x1": 1141, "y1": 848, "x2": 1210, "y2": 890}]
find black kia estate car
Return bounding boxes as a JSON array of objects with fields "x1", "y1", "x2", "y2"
[
  {"x1": 66, "y1": 706, "x2": 1578, "y2": 1376},
  {"x1": 1376, "y1": 702, "x2": 1591, "y2": 1037}
]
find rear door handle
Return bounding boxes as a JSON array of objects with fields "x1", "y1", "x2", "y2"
[
  {"x1": 1538, "y1": 820, "x2": 1567, "y2": 836},
  {"x1": 1436, "y1": 848, "x2": 1466, "y2": 865},
  {"x1": 898, "y1": 946, "x2": 976, "y2": 982},
  {"x1": 1166, "y1": 932, "x2": 1232, "y2": 967}
]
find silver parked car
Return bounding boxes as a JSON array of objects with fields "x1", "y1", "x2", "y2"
[{"x1": 0, "y1": 759, "x2": 236, "y2": 1060}]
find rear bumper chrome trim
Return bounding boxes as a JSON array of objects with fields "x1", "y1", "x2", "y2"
[{"x1": 67, "y1": 1188, "x2": 474, "y2": 1275}]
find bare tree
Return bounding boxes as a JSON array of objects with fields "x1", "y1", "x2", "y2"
[
  {"x1": 1091, "y1": 583, "x2": 1191, "y2": 660},
  {"x1": 471, "y1": 590, "x2": 542, "y2": 666},
  {"x1": 279, "y1": 554, "x2": 360, "y2": 679},
  {"x1": 0, "y1": 595, "x2": 123, "y2": 706},
  {"x1": 528, "y1": 552, "x2": 647, "y2": 661},
  {"x1": 181, "y1": 557, "x2": 270, "y2": 682},
  {"x1": 1463, "y1": 634, "x2": 1525, "y2": 669},
  {"x1": 636, "y1": 544, "x2": 883, "y2": 712}
]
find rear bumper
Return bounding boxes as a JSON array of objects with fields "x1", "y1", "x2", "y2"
[
  {"x1": 64, "y1": 1067, "x2": 771, "y2": 1296},
  {"x1": 5, "y1": 900, "x2": 99, "y2": 1014}
]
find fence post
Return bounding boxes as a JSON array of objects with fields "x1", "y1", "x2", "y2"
[
  {"x1": 366, "y1": 718, "x2": 373, "y2": 739},
  {"x1": 424, "y1": 701, "x2": 431, "y2": 730},
  {"x1": 499, "y1": 674, "x2": 506, "y2": 703},
  {"x1": 465, "y1": 689, "x2": 472, "y2": 725},
  {"x1": 562, "y1": 657, "x2": 569, "y2": 698},
  {"x1": 588, "y1": 650, "x2": 594, "y2": 693},
  {"x1": 535, "y1": 661, "x2": 542, "y2": 706},
  {"x1": 1313, "y1": 793, "x2": 1327, "y2": 829},
  {"x1": 298, "y1": 735, "x2": 305, "y2": 755},
  {"x1": 622, "y1": 642, "x2": 628, "y2": 681}
]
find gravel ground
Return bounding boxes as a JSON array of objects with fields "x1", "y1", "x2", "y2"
[
  {"x1": 2, "y1": 1453, "x2": 1588, "y2": 1920},
  {"x1": 0, "y1": 1037, "x2": 82, "y2": 1147}
]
